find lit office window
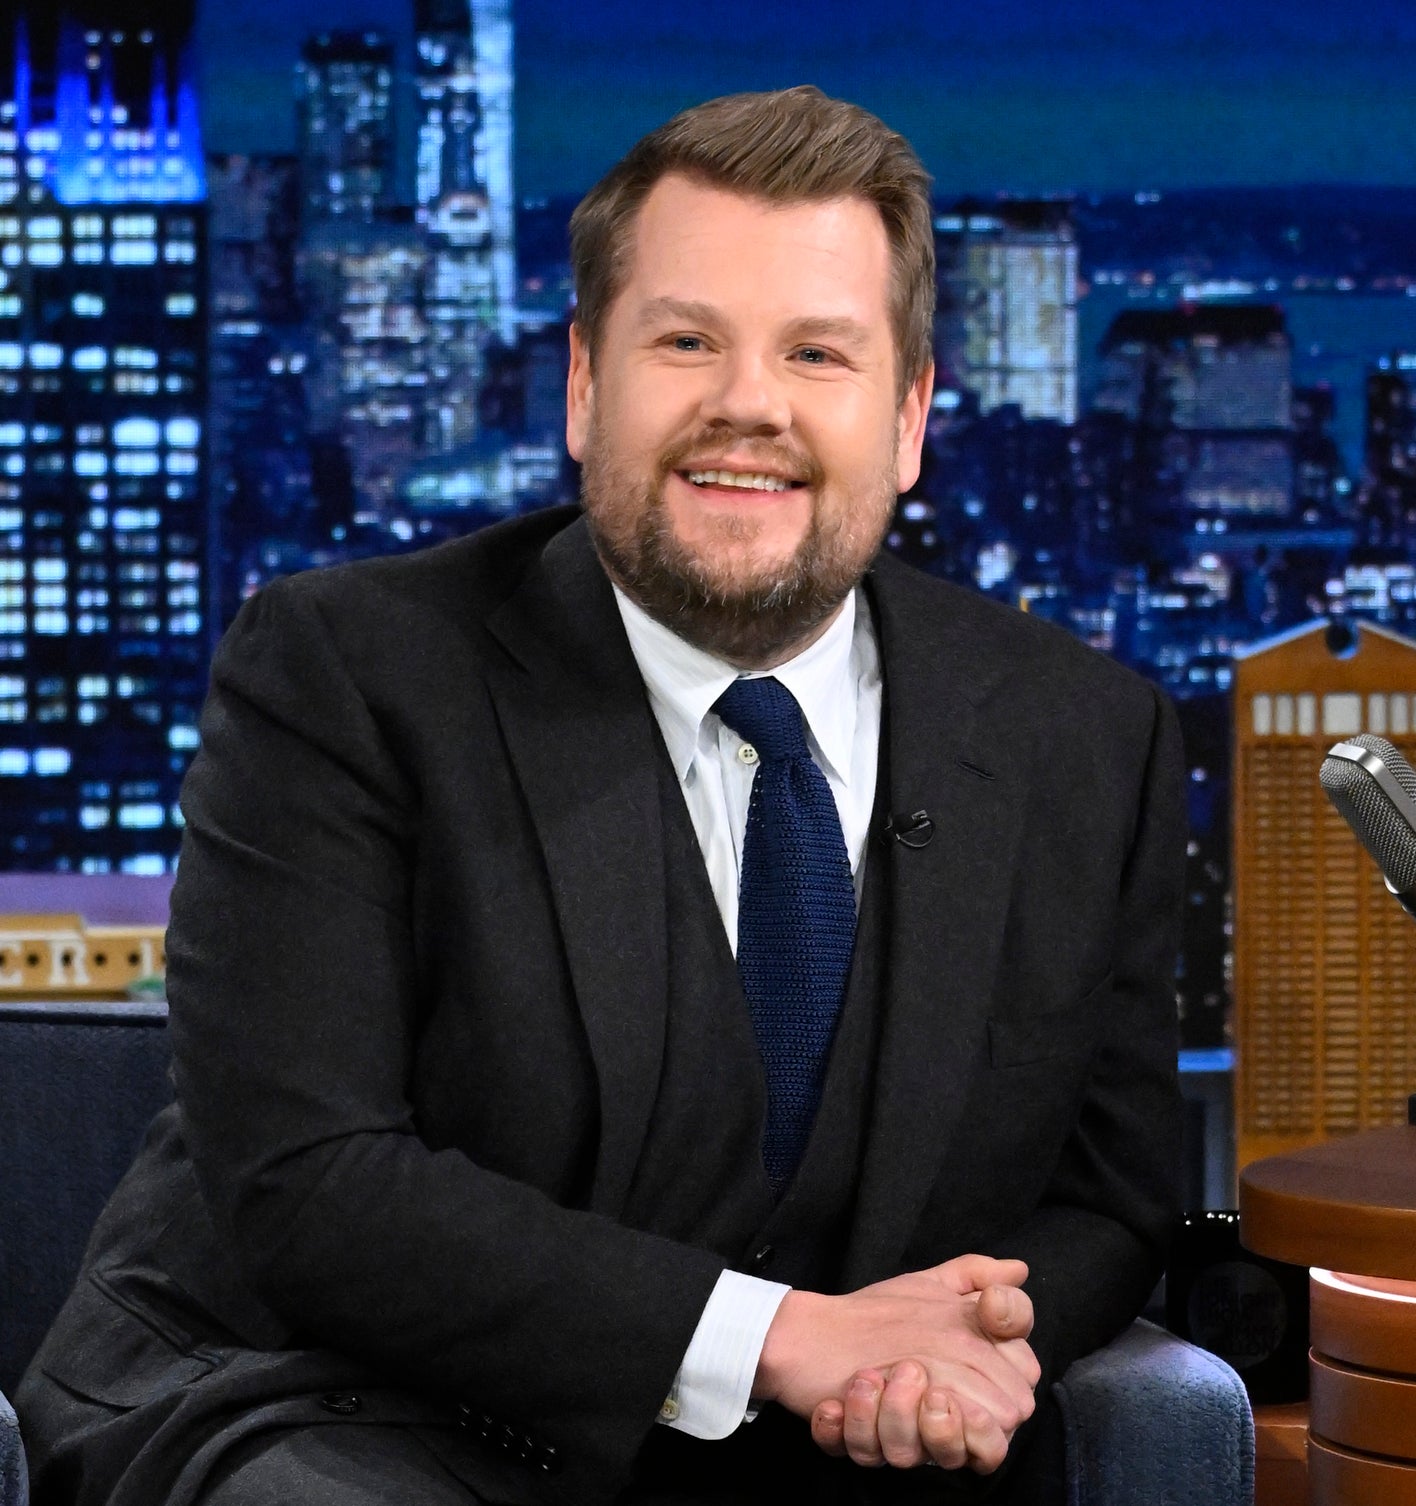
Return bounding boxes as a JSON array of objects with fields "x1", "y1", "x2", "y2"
[
  {"x1": 0, "y1": 588, "x2": 21, "y2": 607},
  {"x1": 72, "y1": 216, "x2": 103, "y2": 238},
  {"x1": 0, "y1": 749, "x2": 30, "y2": 775},
  {"x1": 165, "y1": 292, "x2": 196, "y2": 316},
  {"x1": 28, "y1": 343, "x2": 62, "y2": 368},
  {"x1": 114, "y1": 452, "x2": 159, "y2": 476},
  {"x1": 0, "y1": 423, "x2": 21, "y2": 445},
  {"x1": 0, "y1": 296, "x2": 20, "y2": 316},
  {"x1": 111, "y1": 242, "x2": 156, "y2": 265},
  {"x1": 33, "y1": 587, "x2": 66, "y2": 607},
  {"x1": 113, "y1": 417, "x2": 160, "y2": 447},
  {"x1": 79, "y1": 805, "x2": 110, "y2": 828},
  {"x1": 168, "y1": 611, "x2": 201, "y2": 634},
  {"x1": 164, "y1": 454, "x2": 197, "y2": 475},
  {"x1": 74, "y1": 453, "x2": 108, "y2": 476},
  {"x1": 33, "y1": 748, "x2": 71, "y2": 775},
  {"x1": 114, "y1": 347, "x2": 158, "y2": 369},
  {"x1": 26, "y1": 217, "x2": 61, "y2": 239},
  {"x1": 163, "y1": 241, "x2": 196, "y2": 262},
  {"x1": 34, "y1": 611, "x2": 68, "y2": 634},
  {"x1": 73, "y1": 347, "x2": 107, "y2": 370},
  {"x1": 113, "y1": 215, "x2": 156, "y2": 237},
  {"x1": 168, "y1": 726, "x2": 199, "y2": 750},
  {"x1": 113, "y1": 508, "x2": 160, "y2": 529},
  {"x1": 0, "y1": 343, "x2": 22, "y2": 368},
  {"x1": 33, "y1": 560, "x2": 66, "y2": 582},
  {"x1": 26, "y1": 245, "x2": 63, "y2": 266},
  {"x1": 164, "y1": 417, "x2": 199, "y2": 447},
  {"x1": 118, "y1": 802, "x2": 164, "y2": 829},
  {"x1": 73, "y1": 245, "x2": 103, "y2": 264}
]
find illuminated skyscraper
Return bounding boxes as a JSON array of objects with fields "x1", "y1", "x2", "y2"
[
  {"x1": 470, "y1": 0, "x2": 516, "y2": 347},
  {"x1": 295, "y1": 31, "x2": 394, "y2": 229},
  {"x1": 414, "y1": 0, "x2": 494, "y2": 451},
  {"x1": 411, "y1": 0, "x2": 518, "y2": 456},
  {"x1": 934, "y1": 199, "x2": 1078, "y2": 423},
  {"x1": 1096, "y1": 304, "x2": 1294, "y2": 519},
  {"x1": 0, "y1": 18, "x2": 206, "y2": 871},
  {"x1": 1231, "y1": 621, "x2": 1416, "y2": 1168}
]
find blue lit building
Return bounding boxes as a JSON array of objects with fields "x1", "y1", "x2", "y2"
[
  {"x1": 0, "y1": 18, "x2": 206, "y2": 871},
  {"x1": 295, "y1": 31, "x2": 394, "y2": 230}
]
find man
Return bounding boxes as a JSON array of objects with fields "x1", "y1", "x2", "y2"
[{"x1": 18, "y1": 88, "x2": 1184, "y2": 1506}]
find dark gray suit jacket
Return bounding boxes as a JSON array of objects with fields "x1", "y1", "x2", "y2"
[{"x1": 19, "y1": 508, "x2": 1186, "y2": 1506}]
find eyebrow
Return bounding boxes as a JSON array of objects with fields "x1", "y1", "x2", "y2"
[{"x1": 634, "y1": 298, "x2": 875, "y2": 351}]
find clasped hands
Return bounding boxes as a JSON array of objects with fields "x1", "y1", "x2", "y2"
[{"x1": 753, "y1": 1255, "x2": 1039, "y2": 1475}]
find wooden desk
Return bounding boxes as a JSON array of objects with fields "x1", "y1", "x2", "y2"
[{"x1": 1242, "y1": 1126, "x2": 1416, "y2": 1504}]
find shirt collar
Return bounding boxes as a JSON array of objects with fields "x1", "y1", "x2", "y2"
[{"x1": 612, "y1": 584, "x2": 860, "y2": 786}]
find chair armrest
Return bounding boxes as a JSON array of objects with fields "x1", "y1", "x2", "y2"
[
  {"x1": 0, "y1": 1388, "x2": 28, "y2": 1506},
  {"x1": 1053, "y1": 1318, "x2": 1254, "y2": 1506}
]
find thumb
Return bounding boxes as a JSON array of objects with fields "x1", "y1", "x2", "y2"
[{"x1": 976, "y1": 1282, "x2": 1034, "y2": 1339}]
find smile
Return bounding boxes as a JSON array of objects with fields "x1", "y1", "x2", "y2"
[{"x1": 682, "y1": 470, "x2": 801, "y2": 492}]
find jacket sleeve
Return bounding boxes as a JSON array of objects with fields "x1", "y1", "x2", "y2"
[
  {"x1": 998, "y1": 683, "x2": 1188, "y2": 1394},
  {"x1": 167, "y1": 573, "x2": 726, "y2": 1503}
]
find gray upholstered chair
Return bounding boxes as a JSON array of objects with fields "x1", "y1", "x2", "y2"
[{"x1": 0, "y1": 1001, "x2": 1253, "y2": 1506}]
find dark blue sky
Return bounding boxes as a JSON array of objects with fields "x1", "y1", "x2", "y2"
[{"x1": 197, "y1": 0, "x2": 1416, "y2": 197}]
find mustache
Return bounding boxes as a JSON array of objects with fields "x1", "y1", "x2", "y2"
[{"x1": 655, "y1": 430, "x2": 825, "y2": 489}]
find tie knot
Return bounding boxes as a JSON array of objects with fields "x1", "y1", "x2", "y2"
[{"x1": 713, "y1": 676, "x2": 809, "y2": 763}]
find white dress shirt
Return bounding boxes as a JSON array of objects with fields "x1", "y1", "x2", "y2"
[{"x1": 612, "y1": 583, "x2": 883, "y2": 1440}]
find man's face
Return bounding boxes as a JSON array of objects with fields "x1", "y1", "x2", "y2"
[{"x1": 566, "y1": 174, "x2": 932, "y2": 666}]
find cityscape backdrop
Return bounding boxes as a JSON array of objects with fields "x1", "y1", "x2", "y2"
[{"x1": 5, "y1": 0, "x2": 1416, "y2": 1058}]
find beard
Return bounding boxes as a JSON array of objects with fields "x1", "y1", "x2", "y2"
[{"x1": 580, "y1": 424, "x2": 898, "y2": 666}]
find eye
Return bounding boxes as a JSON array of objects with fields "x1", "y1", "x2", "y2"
[
  {"x1": 670, "y1": 334, "x2": 704, "y2": 352},
  {"x1": 794, "y1": 346, "x2": 833, "y2": 365}
]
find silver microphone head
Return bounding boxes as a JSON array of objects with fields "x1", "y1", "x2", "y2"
[{"x1": 1320, "y1": 733, "x2": 1416, "y2": 894}]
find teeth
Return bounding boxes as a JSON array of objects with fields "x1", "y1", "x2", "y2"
[{"x1": 686, "y1": 470, "x2": 792, "y2": 492}]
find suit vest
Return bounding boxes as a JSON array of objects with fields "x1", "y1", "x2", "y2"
[
  {"x1": 621, "y1": 727, "x2": 890, "y2": 1283},
  {"x1": 626, "y1": 734, "x2": 892, "y2": 1496}
]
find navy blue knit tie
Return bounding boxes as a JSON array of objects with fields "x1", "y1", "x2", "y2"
[{"x1": 713, "y1": 676, "x2": 856, "y2": 1193}]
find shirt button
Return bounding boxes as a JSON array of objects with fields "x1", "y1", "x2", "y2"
[
  {"x1": 658, "y1": 1396, "x2": 681, "y2": 1422},
  {"x1": 737, "y1": 743, "x2": 759, "y2": 766},
  {"x1": 749, "y1": 1244, "x2": 774, "y2": 1271}
]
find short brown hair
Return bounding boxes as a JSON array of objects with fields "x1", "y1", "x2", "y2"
[{"x1": 569, "y1": 86, "x2": 935, "y2": 403}]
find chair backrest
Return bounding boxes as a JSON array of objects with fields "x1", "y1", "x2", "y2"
[{"x1": 0, "y1": 1001, "x2": 172, "y2": 1395}]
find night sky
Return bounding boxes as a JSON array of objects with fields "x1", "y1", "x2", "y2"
[{"x1": 188, "y1": 0, "x2": 1416, "y2": 198}]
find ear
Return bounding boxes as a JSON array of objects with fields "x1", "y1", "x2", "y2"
[
  {"x1": 894, "y1": 361, "x2": 934, "y2": 494},
  {"x1": 566, "y1": 322, "x2": 594, "y2": 461}
]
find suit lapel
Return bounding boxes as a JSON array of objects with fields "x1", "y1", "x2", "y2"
[
  {"x1": 483, "y1": 519, "x2": 668, "y2": 1219},
  {"x1": 843, "y1": 557, "x2": 1027, "y2": 1287}
]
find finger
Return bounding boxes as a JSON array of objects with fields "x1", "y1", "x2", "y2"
[
  {"x1": 919, "y1": 1387, "x2": 968, "y2": 1471},
  {"x1": 930, "y1": 1363, "x2": 1034, "y2": 1440},
  {"x1": 976, "y1": 1283, "x2": 1034, "y2": 1340},
  {"x1": 811, "y1": 1398, "x2": 849, "y2": 1459},
  {"x1": 959, "y1": 1397, "x2": 1011, "y2": 1475},
  {"x1": 876, "y1": 1361, "x2": 931, "y2": 1469},
  {"x1": 994, "y1": 1334, "x2": 1043, "y2": 1391},
  {"x1": 937, "y1": 1255, "x2": 1029, "y2": 1296},
  {"x1": 842, "y1": 1371, "x2": 887, "y2": 1468}
]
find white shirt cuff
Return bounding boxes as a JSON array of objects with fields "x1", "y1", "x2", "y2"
[{"x1": 657, "y1": 1269, "x2": 791, "y2": 1439}]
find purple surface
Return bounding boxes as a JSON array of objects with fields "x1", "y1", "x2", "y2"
[{"x1": 0, "y1": 873, "x2": 174, "y2": 926}]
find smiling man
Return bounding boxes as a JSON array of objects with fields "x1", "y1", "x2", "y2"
[{"x1": 18, "y1": 89, "x2": 1185, "y2": 1506}]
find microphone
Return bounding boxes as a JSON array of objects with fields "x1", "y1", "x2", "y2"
[
  {"x1": 1319, "y1": 734, "x2": 1416, "y2": 920},
  {"x1": 883, "y1": 809, "x2": 933, "y2": 848}
]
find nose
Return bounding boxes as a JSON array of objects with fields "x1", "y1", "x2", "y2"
[{"x1": 699, "y1": 350, "x2": 791, "y2": 436}]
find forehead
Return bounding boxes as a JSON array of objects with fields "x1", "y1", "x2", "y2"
[{"x1": 616, "y1": 174, "x2": 894, "y2": 331}]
